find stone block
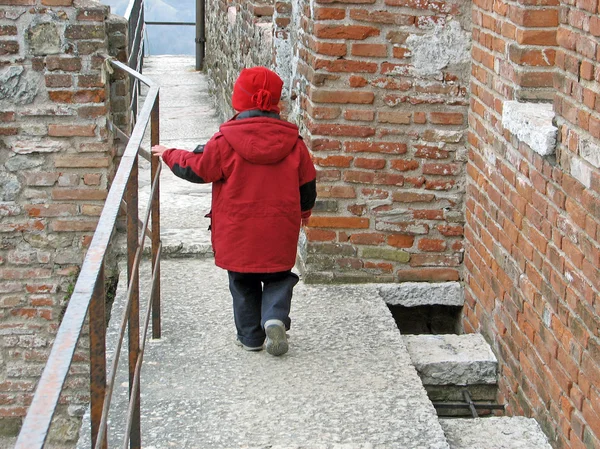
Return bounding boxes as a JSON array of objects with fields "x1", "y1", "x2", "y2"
[
  {"x1": 403, "y1": 334, "x2": 497, "y2": 385},
  {"x1": 379, "y1": 281, "x2": 464, "y2": 307},
  {"x1": 27, "y1": 21, "x2": 61, "y2": 56},
  {"x1": 502, "y1": 101, "x2": 557, "y2": 156},
  {"x1": 440, "y1": 417, "x2": 553, "y2": 449}
]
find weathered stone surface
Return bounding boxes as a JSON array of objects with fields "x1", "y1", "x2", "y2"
[
  {"x1": 0, "y1": 66, "x2": 38, "y2": 105},
  {"x1": 406, "y1": 20, "x2": 470, "y2": 77},
  {"x1": 77, "y1": 259, "x2": 451, "y2": 449},
  {"x1": 27, "y1": 21, "x2": 61, "y2": 55},
  {"x1": 379, "y1": 282, "x2": 464, "y2": 307},
  {"x1": 502, "y1": 101, "x2": 557, "y2": 157},
  {"x1": 10, "y1": 139, "x2": 70, "y2": 154},
  {"x1": 361, "y1": 247, "x2": 410, "y2": 263},
  {"x1": 403, "y1": 334, "x2": 498, "y2": 385},
  {"x1": 440, "y1": 417, "x2": 553, "y2": 449},
  {"x1": 4, "y1": 154, "x2": 44, "y2": 172},
  {"x1": 0, "y1": 172, "x2": 20, "y2": 201}
]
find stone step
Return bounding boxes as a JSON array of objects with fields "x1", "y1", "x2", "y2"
[
  {"x1": 379, "y1": 282, "x2": 464, "y2": 307},
  {"x1": 403, "y1": 334, "x2": 498, "y2": 387},
  {"x1": 440, "y1": 417, "x2": 553, "y2": 449}
]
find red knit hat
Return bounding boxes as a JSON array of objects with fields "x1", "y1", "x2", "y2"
[{"x1": 231, "y1": 67, "x2": 283, "y2": 113}]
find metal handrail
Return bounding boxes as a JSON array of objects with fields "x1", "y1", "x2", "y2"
[{"x1": 14, "y1": 59, "x2": 161, "y2": 449}]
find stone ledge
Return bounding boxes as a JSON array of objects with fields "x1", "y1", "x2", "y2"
[
  {"x1": 502, "y1": 101, "x2": 557, "y2": 157},
  {"x1": 403, "y1": 334, "x2": 497, "y2": 385},
  {"x1": 379, "y1": 282, "x2": 464, "y2": 307},
  {"x1": 440, "y1": 417, "x2": 553, "y2": 449}
]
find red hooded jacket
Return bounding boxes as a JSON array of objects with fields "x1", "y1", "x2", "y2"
[{"x1": 161, "y1": 114, "x2": 317, "y2": 273}]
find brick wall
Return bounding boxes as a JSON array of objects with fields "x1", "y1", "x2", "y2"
[
  {"x1": 465, "y1": 0, "x2": 600, "y2": 447},
  {"x1": 297, "y1": 0, "x2": 471, "y2": 283},
  {"x1": 0, "y1": 0, "x2": 125, "y2": 441}
]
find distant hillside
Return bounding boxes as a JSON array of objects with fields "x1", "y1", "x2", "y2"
[{"x1": 102, "y1": 0, "x2": 196, "y2": 55}]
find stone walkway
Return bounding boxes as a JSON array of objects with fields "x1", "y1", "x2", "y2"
[{"x1": 76, "y1": 56, "x2": 451, "y2": 448}]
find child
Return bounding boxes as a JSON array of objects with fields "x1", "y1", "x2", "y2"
[{"x1": 151, "y1": 67, "x2": 316, "y2": 356}]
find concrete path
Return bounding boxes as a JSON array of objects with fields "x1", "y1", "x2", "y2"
[
  {"x1": 138, "y1": 56, "x2": 219, "y2": 257},
  {"x1": 78, "y1": 56, "x2": 450, "y2": 449}
]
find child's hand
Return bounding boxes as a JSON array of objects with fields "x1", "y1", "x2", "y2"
[{"x1": 151, "y1": 144, "x2": 169, "y2": 158}]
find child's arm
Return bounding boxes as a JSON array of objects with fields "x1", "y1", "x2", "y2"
[
  {"x1": 298, "y1": 139, "x2": 317, "y2": 224},
  {"x1": 152, "y1": 139, "x2": 223, "y2": 183}
]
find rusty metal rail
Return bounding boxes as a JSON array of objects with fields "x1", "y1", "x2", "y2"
[{"x1": 14, "y1": 59, "x2": 161, "y2": 449}]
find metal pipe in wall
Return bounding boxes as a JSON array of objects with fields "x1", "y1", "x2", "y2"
[{"x1": 196, "y1": 0, "x2": 205, "y2": 70}]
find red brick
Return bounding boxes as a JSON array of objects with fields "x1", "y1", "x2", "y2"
[
  {"x1": 345, "y1": 141, "x2": 407, "y2": 154},
  {"x1": 314, "y1": 155, "x2": 353, "y2": 167},
  {"x1": 418, "y1": 238, "x2": 447, "y2": 252},
  {"x1": 45, "y1": 74, "x2": 72, "y2": 88},
  {"x1": 314, "y1": 58, "x2": 378, "y2": 73},
  {"x1": 354, "y1": 157, "x2": 386, "y2": 169},
  {"x1": 313, "y1": 7, "x2": 345, "y2": 20},
  {"x1": 349, "y1": 75, "x2": 368, "y2": 87},
  {"x1": 508, "y1": 6, "x2": 558, "y2": 27},
  {"x1": 51, "y1": 189, "x2": 107, "y2": 201},
  {"x1": 516, "y1": 29, "x2": 557, "y2": 46},
  {"x1": 423, "y1": 163, "x2": 461, "y2": 175},
  {"x1": 438, "y1": 224, "x2": 464, "y2": 236},
  {"x1": 351, "y1": 43, "x2": 387, "y2": 57},
  {"x1": 48, "y1": 124, "x2": 96, "y2": 137},
  {"x1": 50, "y1": 220, "x2": 98, "y2": 232},
  {"x1": 397, "y1": 268, "x2": 460, "y2": 281},
  {"x1": 378, "y1": 111, "x2": 411, "y2": 124},
  {"x1": 48, "y1": 91, "x2": 74, "y2": 103},
  {"x1": 349, "y1": 232, "x2": 385, "y2": 245},
  {"x1": 429, "y1": 112, "x2": 464, "y2": 125},
  {"x1": 310, "y1": 138, "x2": 342, "y2": 152},
  {"x1": 45, "y1": 56, "x2": 82, "y2": 72},
  {"x1": 305, "y1": 228, "x2": 336, "y2": 242},
  {"x1": 314, "y1": 41, "x2": 347, "y2": 56},
  {"x1": 387, "y1": 234, "x2": 415, "y2": 248},
  {"x1": 314, "y1": 24, "x2": 380, "y2": 40},
  {"x1": 307, "y1": 216, "x2": 370, "y2": 229},
  {"x1": 0, "y1": 111, "x2": 14, "y2": 122},
  {"x1": 344, "y1": 109, "x2": 375, "y2": 121},
  {"x1": 25, "y1": 204, "x2": 77, "y2": 217},
  {"x1": 415, "y1": 146, "x2": 449, "y2": 159},
  {"x1": 391, "y1": 159, "x2": 419, "y2": 171},
  {"x1": 350, "y1": 8, "x2": 414, "y2": 25},
  {"x1": 307, "y1": 103, "x2": 341, "y2": 120},
  {"x1": 42, "y1": 0, "x2": 73, "y2": 4},
  {"x1": 0, "y1": 41, "x2": 18, "y2": 55},
  {"x1": 0, "y1": 25, "x2": 17, "y2": 36},
  {"x1": 317, "y1": 185, "x2": 356, "y2": 198},
  {"x1": 392, "y1": 192, "x2": 435, "y2": 203},
  {"x1": 310, "y1": 89, "x2": 374, "y2": 104},
  {"x1": 308, "y1": 122, "x2": 375, "y2": 137}
]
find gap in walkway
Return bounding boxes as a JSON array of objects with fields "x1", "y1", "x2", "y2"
[{"x1": 388, "y1": 304, "x2": 462, "y2": 334}]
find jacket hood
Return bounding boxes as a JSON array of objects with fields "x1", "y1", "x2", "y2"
[{"x1": 219, "y1": 118, "x2": 299, "y2": 165}]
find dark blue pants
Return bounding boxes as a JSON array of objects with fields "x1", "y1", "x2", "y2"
[{"x1": 228, "y1": 270, "x2": 299, "y2": 348}]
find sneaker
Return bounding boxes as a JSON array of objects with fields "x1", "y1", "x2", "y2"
[
  {"x1": 234, "y1": 338, "x2": 263, "y2": 352},
  {"x1": 264, "y1": 319, "x2": 288, "y2": 356}
]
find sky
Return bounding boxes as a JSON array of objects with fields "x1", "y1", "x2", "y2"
[{"x1": 102, "y1": 0, "x2": 196, "y2": 55}]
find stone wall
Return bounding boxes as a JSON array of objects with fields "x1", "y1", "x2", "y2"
[
  {"x1": 0, "y1": 0, "x2": 126, "y2": 440},
  {"x1": 464, "y1": 0, "x2": 600, "y2": 447},
  {"x1": 205, "y1": 0, "x2": 277, "y2": 121}
]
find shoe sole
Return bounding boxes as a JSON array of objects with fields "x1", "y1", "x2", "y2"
[
  {"x1": 265, "y1": 322, "x2": 288, "y2": 356},
  {"x1": 234, "y1": 339, "x2": 263, "y2": 351}
]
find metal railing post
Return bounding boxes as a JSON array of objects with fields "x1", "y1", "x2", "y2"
[
  {"x1": 126, "y1": 160, "x2": 141, "y2": 449},
  {"x1": 151, "y1": 93, "x2": 161, "y2": 339},
  {"x1": 196, "y1": 0, "x2": 205, "y2": 70},
  {"x1": 89, "y1": 264, "x2": 107, "y2": 449}
]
